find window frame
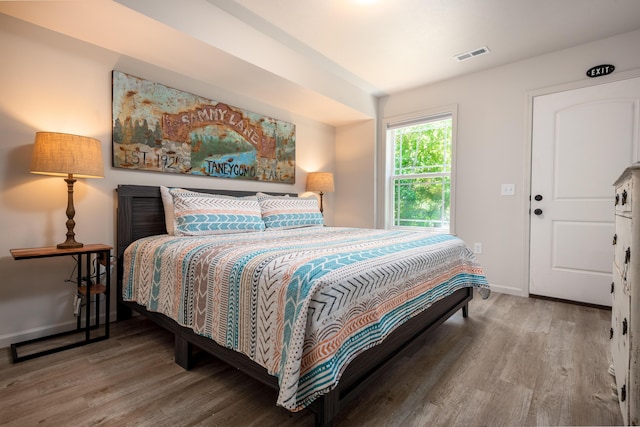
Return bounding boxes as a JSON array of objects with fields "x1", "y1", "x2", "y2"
[{"x1": 383, "y1": 105, "x2": 458, "y2": 234}]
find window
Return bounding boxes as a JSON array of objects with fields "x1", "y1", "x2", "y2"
[{"x1": 387, "y1": 111, "x2": 454, "y2": 233}]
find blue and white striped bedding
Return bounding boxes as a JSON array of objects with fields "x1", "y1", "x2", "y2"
[{"x1": 122, "y1": 226, "x2": 489, "y2": 410}]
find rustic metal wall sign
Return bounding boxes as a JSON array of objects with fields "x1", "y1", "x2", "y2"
[
  {"x1": 586, "y1": 64, "x2": 615, "y2": 78},
  {"x1": 112, "y1": 71, "x2": 295, "y2": 183}
]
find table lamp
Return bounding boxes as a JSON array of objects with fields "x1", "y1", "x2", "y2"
[
  {"x1": 306, "y1": 172, "x2": 334, "y2": 214},
  {"x1": 30, "y1": 132, "x2": 104, "y2": 249}
]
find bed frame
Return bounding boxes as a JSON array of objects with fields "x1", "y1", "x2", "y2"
[{"x1": 116, "y1": 184, "x2": 473, "y2": 427}]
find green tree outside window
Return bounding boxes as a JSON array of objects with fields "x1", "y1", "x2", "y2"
[{"x1": 389, "y1": 116, "x2": 452, "y2": 231}]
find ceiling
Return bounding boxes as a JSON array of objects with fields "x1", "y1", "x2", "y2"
[
  {"x1": 211, "y1": 0, "x2": 640, "y2": 96},
  {"x1": 2, "y1": 0, "x2": 640, "y2": 126}
]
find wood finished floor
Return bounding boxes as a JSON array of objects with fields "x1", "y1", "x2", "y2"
[{"x1": 0, "y1": 293, "x2": 623, "y2": 426}]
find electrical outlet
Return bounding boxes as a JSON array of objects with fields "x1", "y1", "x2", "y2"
[
  {"x1": 501, "y1": 184, "x2": 515, "y2": 196},
  {"x1": 473, "y1": 243, "x2": 482, "y2": 254}
]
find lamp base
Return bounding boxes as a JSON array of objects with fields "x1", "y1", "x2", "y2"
[
  {"x1": 57, "y1": 175, "x2": 83, "y2": 249},
  {"x1": 57, "y1": 239, "x2": 83, "y2": 249}
]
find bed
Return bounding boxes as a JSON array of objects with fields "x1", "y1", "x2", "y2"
[{"x1": 116, "y1": 184, "x2": 489, "y2": 426}]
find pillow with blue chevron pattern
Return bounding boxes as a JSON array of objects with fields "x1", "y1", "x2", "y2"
[
  {"x1": 160, "y1": 186, "x2": 195, "y2": 235},
  {"x1": 256, "y1": 192, "x2": 324, "y2": 230},
  {"x1": 171, "y1": 189, "x2": 265, "y2": 236}
]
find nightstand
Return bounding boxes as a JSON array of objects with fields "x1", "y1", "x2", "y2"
[{"x1": 9, "y1": 244, "x2": 112, "y2": 363}]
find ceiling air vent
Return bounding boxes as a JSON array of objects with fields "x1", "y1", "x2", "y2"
[{"x1": 454, "y1": 46, "x2": 490, "y2": 62}]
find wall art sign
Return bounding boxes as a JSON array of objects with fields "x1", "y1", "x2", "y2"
[
  {"x1": 112, "y1": 71, "x2": 295, "y2": 183},
  {"x1": 586, "y1": 64, "x2": 615, "y2": 78}
]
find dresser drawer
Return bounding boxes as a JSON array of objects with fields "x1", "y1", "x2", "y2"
[
  {"x1": 614, "y1": 216, "x2": 632, "y2": 274},
  {"x1": 616, "y1": 179, "x2": 633, "y2": 214},
  {"x1": 611, "y1": 270, "x2": 631, "y2": 425}
]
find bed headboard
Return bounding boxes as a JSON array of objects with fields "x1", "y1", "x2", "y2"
[{"x1": 115, "y1": 184, "x2": 296, "y2": 261}]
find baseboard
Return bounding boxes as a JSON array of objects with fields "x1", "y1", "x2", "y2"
[
  {"x1": 0, "y1": 311, "x2": 117, "y2": 350},
  {"x1": 486, "y1": 283, "x2": 527, "y2": 297}
]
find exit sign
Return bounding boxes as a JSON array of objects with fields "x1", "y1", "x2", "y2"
[{"x1": 586, "y1": 64, "x2": 615, "y2": 78}]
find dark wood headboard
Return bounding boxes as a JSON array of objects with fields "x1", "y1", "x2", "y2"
[{"x1": 115, "y1": 184, "x2": 296, "y2": 261}]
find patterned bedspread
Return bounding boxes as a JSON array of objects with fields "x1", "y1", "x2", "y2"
[{"x1": 122, "y1": 227, "x2": 489, "y2": 410}]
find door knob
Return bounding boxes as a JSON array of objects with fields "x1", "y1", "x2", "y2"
[
  {"x1": 534, "y1": 208, "x2": 543, "y2": 215},
  {"x1": 534, "y1": 194, "x2": 543, "y2": 201}
]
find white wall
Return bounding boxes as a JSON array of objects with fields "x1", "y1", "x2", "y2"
[
  {"x1": 379, "y1": 29, "x2": 640, "y2": 296},
  {"x1": 335, "y1": 120, "x2": 376, "y2": 228},
  {"x1": 0, "y1": 15, "x2": 336, "y2": 347}
]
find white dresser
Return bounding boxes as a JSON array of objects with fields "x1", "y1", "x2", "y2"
[{"x1": 612, "y1": 164, "x2": 640, "y2": 426}]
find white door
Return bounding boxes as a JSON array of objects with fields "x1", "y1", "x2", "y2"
[{"x1": 530, "y1": 77, "x2": 640, "y2": 306}]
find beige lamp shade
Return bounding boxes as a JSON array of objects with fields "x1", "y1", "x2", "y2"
[
  {"x1": 306, "y1": 172, "x2": 335, "y2": 193},
  {"x1": 30, "y1": 132, "x2": 104, "y2": 178}
]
